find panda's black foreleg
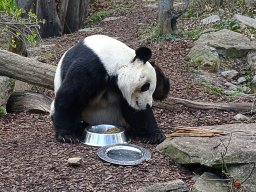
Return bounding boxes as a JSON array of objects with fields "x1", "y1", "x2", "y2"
[
  {"x1": 52, "y1": 81, "x2": 89, "y2": 143},
  {"x1": 121, "y1": 101, "x2": 165, "y2": 144},
  {"x1": 53, "y1": 93, "x2": 84, "y2": 143}
]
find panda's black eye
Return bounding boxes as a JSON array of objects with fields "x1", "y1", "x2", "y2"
[{"x1": 141, "y1": 82, "x2": 150, "y2": 92}]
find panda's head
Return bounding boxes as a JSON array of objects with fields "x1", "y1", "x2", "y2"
[{"x1": 117, "y1": 47, "x2": 157, "y2": 111}]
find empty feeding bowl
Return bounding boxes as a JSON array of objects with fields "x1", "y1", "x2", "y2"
[{"x1": 82, "y1": 124, "x2": 129, "y2": 147}]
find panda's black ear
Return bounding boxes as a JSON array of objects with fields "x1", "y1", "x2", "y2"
[{"x1": 134, "y1": 47, "x2": 152, "y2": 63}]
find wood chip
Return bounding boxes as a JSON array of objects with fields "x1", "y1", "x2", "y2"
[{"x1": 165, "y1": 126, "x2": 229, "y2": 138}]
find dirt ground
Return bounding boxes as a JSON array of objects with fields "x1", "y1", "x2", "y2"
[{"x1": 0, "y1": 1, "x2": 252, "y2": 191}]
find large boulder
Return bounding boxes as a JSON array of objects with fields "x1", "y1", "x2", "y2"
[
  {"x1": 196, "y1": 29, "x2": 256, "y2": 58},
  {"x1": 157, "y1": 123, "x2": 256, "y2": 191},
  {"x1": 186, "y1": 29, "x2": 256, "y2": 71},
  {"x1": 157, "y1": 123, "x2": 256, "y2": 166}
]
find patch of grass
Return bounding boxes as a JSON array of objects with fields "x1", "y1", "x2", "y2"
[
  {"x1": 88, "y1": 10, "x2": 111, "y2": 23},
  {"x1": 137, "y1": 24, "x2": 159, "y2": 44},
  {"x1": 87, "y1": 0, "x2": 132, "y2": 24},
  {"x1": 0, "y1": 106, "x2": 6, "y2": 117},
  {"x1": 179, "y1": 27, "x2": 205, "y2": 39},
  {"x1": 202, "y1": 83, "x2": 223, "y2": 96},
  {"x1": 214, "y1": 19, "x2": 242, "y2": 33}
]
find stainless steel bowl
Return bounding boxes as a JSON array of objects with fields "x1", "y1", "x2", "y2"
[{"x1": 82, "y1": 124, "x2": 129, "y2": 147}]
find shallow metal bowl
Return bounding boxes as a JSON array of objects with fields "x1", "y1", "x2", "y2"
[{"x1": 82, "y1": 124, "x2": 129, "y2": 147}]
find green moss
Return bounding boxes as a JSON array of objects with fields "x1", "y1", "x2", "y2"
[
  {"x1": 0, "y1": 106, "x2": 7, "y2": 116},
  {"x1": 159, "y1": 143, "x2": 192, "y2": 164},
  {"x1": 203, "y1": 83, "x2": 223, "y2": 96},
  {"x1": 88, "y1": 10, "x2": 111, "y2": 23}
]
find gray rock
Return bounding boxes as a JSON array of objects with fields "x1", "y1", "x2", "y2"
[
  {"x1": 252, "y1": 75, "x2": 256, "y2": 85},
  {"x1": 237, "y1": 76, "x2": 247, "y2": 84},
  {"x1": 14, "y1": 80, "x2": 33, "y2": 92},
  {"x1": 224, "y1": 82, "x2": 237, "y2": 91},
  {"x1": 102, "y1": 16, "x2": 125, "y2": 22},
  {"x1": 245, "y1": 0, "x2": 256, "y2": 6},
  {"x1": 229, "y1": 164, "x2": 256, "y2": 192},
  {"x1": 0, "y1": 76, "x2": 14, "y2": 106},
  {"x1": 247, "y1": 51, "x2": 256, "y2": 71},
  {"x1": 241, "y1": 85, "x2": 251, "y2": 93},
  {"x1": 221, "y1": 70, "x2": 238, "y2": 80},
  {"x1": 191, "y1": 172, "x2": 229, "y2": 192},
  {"x1": 201, "y1": 15, "x2": 221, "y2": 25},
  {"x1": 157, "y1": 123, "x2": 256, "y2": 166},
  {"x1": 78, "y1": 27, "x2": 103, "y2": 33},
  {"x1": 234, "y1": 14, "x2": 256, "y2": 29},
  {"x1": 136, "y1": 179, "x2": 188, "y2": 192},
  {"x1": 234, "y1": 113, "x2": 250, "y2": 121},
  {"x1": 196, "y1": 29, "x2": 256, "y2": 58},
  {"x1": 186, "y1": 45, "x2": 220, "y2": 71}
]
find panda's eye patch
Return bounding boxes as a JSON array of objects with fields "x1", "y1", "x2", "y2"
[{"x1": 141, "y1": 82, "x2": 150, "y2": 92}]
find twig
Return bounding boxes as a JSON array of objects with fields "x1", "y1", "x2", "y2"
[{"x1": 241, "y1": 162, "x2": 256, "y2": 184}]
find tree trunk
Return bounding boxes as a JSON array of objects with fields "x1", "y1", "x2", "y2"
[
  {"x1": 6, "y1": 91, "x2": 52, "y2": 113},
  {"x1": 58, "y1": 0, "x2": 70, "y2": 33},
  {"x1": 0, "y1": 49, "x2": 55, "y2": 90},
  {"x1": 36, "y1": 0, "x2": 62, "y2": 38},
  {"x1": 158, "y1": 0, "x2": 190, "y2": 35},
  {"x1": 63, "y1": 0, "x2": 89, "y2": 34},
  {"x1": 158, "y1": 0, "x2": 173, "y2": 35}
]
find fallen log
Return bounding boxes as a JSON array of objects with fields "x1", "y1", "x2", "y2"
[
  {"x1": 0, "y1": 49, "x2": 55, "y2": 90},
  {"x1": 6, "y1": 92, "x2": 52, "y2": 113},
  {"x1": 1, "y1": 49, "x2": 256, "y2": 113}
]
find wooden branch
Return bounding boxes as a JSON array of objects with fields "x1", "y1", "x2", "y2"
[
  {"x1": 0, "y1": 49, "x2": 55, "y2": 90},
  {"x1": 165, "y1": 126, "x2": 228, "y2": 138},
  {"x1": 154, "y1": 97, "x2": 254, "y2": 112},
  {"x1": 6, "y1": 91, "x2": 52, "y2": 113}
]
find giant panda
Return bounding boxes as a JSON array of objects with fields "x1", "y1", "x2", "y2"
[{"x1": 50, "y1": 35, "x2": 170, "y2": 144}]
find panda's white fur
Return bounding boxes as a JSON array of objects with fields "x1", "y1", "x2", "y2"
[
  {"x1": 52, "y1": 35, "x2": 156, "y2": 118},
  {"x1": 82, "y1": 35, "x2": 156, "y2": 110}
]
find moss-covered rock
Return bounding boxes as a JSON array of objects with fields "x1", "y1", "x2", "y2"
[
  {"x1": 186, "y1": 45, "x2": 220, "y2": 72},
  {"x1": 0, "y1": 76, "x2": 14, "y2": 106}
]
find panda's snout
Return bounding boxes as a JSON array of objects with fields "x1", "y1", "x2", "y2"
[{"x1": 146, "y1": 104, "x2": 150, "y2": 109}]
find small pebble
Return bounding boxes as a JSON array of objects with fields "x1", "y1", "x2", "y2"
[{"x1": 68, "y1": 157, "x2": 82, "y2": 166}]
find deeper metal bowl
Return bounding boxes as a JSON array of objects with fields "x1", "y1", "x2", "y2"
[{"x1": 82, "y1": 124, "x2": 129, "y2": 147}]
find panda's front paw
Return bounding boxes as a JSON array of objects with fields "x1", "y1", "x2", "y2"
[
  {"x1": 143, "y1": 131, "x2": 166, "y2": 144},
  {"x1": 56, "y1": 133, "x2": 81, "y2": 144}
]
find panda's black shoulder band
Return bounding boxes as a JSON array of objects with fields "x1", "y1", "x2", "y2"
[{"x1": 133, "y1": 47, "x2": 152, "y2": 63}]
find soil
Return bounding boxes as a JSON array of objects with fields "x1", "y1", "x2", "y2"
[{"x1": 0, "y1": 1, "x2": 253, "y2": 191}]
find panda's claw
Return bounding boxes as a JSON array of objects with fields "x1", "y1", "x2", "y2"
[
  {"x1": 142, "y1": 132, "x2": 166, "y2": 144},
  {"x1": 56, "y1": 134, "x2": 80, "y2": 144}
]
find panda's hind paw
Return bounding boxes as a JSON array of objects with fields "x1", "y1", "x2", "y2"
[
  {"x1": 56, "y1": 134, "x2": 81, "y2": 144},
  {"x1": 143, "y1": 132, "x2": 166, "y2": 144}
]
